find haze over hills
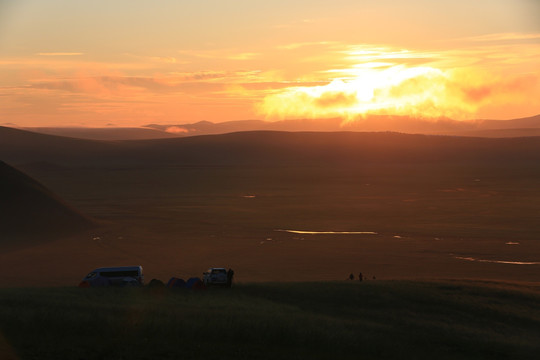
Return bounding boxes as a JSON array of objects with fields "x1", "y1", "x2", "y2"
[
  {"x1": 9, "y1": 114, "x2": 540, "y2": 140},
  {"x1": 17, "y1": 126, "x2": 180, "y2": 141},
  {"x1": 145, "y1": 114, "x2": 540, "y2": 138},
  {"x1": 0, "y1": 161, "x2": 93, "y2": 245}
]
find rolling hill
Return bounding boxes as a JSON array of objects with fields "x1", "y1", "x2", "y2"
[
  {"x1": 0, "y1": 160, "x2": 93, "y2": 245},
  {"x1": 2, "y1": 126, "x2": 540, "y2": 168}
]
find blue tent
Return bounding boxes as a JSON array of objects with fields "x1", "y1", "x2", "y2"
[
  {"x1": 186, "y1": 277, "x2": 205, "y2": 290},
  {"x1": 166, "y1": 277, "x2": 186, "y2": 288}
]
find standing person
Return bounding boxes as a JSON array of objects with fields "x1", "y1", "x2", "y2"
[
  {"x1": 227, "y1": 268, "x2": 234, "y2": 288},
  {"x1": 349, "y1": 273, "x2": 354, "y2": 281},
  {"x1": 358, "y1": 272, "x2": 363, "y2": 282}
]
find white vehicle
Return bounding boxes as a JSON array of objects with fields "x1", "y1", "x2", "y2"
[
  {"x1": 203, "y1": 268, "x2": 228, "y2": 286},
  {"x1": 79, "y1": 266, "x2": 144, "y2": 287}
]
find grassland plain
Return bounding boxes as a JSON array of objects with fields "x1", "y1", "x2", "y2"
[
  {"x1": 4, "y1": 161, "x2": 537, "y2": 285},
  {"x1": 2, "y1": 130, "x2": 540, "y2": 285},
  {"x1": 1, "y1": 280, "x2": 540, "y2": 360}
]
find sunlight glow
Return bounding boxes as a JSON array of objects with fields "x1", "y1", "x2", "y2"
[
  {"x1": 256, "y1": 42, "x2": 509, "y2": 121},
  {"x1": 257, "y1": 64, "x2": 478, "y2": 120},
  {"x1": 256, "y1": 40, "x2": 540, "y2": 121}
]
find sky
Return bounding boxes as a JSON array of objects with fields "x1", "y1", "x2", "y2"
[{"x1": 0, "y1": 0, "x2": 539, "y2": 127}]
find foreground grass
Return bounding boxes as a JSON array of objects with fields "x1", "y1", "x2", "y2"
[{"x1": 1, "y1": 280, "x2": 540, "y2": 359}]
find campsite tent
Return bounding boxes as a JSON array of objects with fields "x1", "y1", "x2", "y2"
[
  {"x1": 166, "y1": 277, "x2": 186, "y2": 289},
  {"x1": 186, "y1": 277, "x2": 205, "y2": 290}
]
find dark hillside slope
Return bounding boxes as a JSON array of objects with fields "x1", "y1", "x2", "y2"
[{"x1": 0, "y1": 161, "x2": 93, "y2": 244}]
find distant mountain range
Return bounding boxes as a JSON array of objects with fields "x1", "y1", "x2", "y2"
[
  {"x1": 12, "y1": 114, "x2": 540, "y2": 140},
  {"x1": 146, "y1": 114, "x2": 540, "y2": 138}
]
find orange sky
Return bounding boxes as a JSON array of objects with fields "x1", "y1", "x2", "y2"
[{"x1": 0, "y1": 0, "x2": 539, "y2": 127}]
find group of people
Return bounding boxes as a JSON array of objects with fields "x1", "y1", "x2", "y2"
[{"x1": 348, "y1": 272, "x2": 374, "y2": 281}]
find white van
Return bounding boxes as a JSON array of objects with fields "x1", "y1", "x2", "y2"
[{"x1": 79, "y1": 266, "x2": 144, "y2": 287}]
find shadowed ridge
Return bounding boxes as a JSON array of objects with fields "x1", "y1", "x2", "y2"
[
  {"x1": 3, "y1": 126, "x2": 540, "y2": 167},
  {"x1": 0, "y1": 125, "x2": 120, "y2": 166},
  {"x1": 0, "y1": 160, "x2": 94, "y2": 245}
]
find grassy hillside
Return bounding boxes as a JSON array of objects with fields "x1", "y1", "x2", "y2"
[
  {"x1": 0, "y1": 161, "x2": 93, "y2": 245},
  {"x1": 1, "y1": 281, "x2": 539, "y2": 359}
]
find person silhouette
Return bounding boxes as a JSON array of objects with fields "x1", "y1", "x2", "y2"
[
  {"x1": 349, "y1": 273, "x2": 354, "y2": 281},
  {"x1": 227, "y1": 268, "x2": 234, "y2": 288}
]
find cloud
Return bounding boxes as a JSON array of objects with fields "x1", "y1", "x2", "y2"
[
  {"x1": 124, "y1": 53, "x2": 186, "y2": 65},
  {"x1": 314, "y1": 91, "x2": 358, "y2": 108},
  {"x1": 456, "y1": 73, "x2": 539, "y2": 104},
  {"x1": 256, "y1": 38, "x2": 540, "y2": 121},
  {"x1": 340, "y1": 45, "x2": 439, "y2": 69},
  {"x1": 37, "y1": 52, "x2": 83, "y2": 56},
  {"x1": 28, "y1": 76, "x2": 167, "y2": 95},
  {"x1": 277, "y1": 41, "x2": 336, "y2": 50},
  {"x1": 256, "y1": 64, "x2": 540, "y2": 121},
  {"x1": 227, "y1": 53, "x2": 259, "y2": 60},
  {"x1": 169, "y1": 71, "x2": 228, "y2": 81},
  {"x1": 464, "y1": 32, "x2": 540, "y2": 42},
  {"x1": 26, "y1": 73, "x2": 235, "y2": 97},
  {"x1": 148, "y1": 56, "x2": 177, "y2": 63},
  {"x1": 178, "y1": 49, "x2": 261, "y2": 61}
]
